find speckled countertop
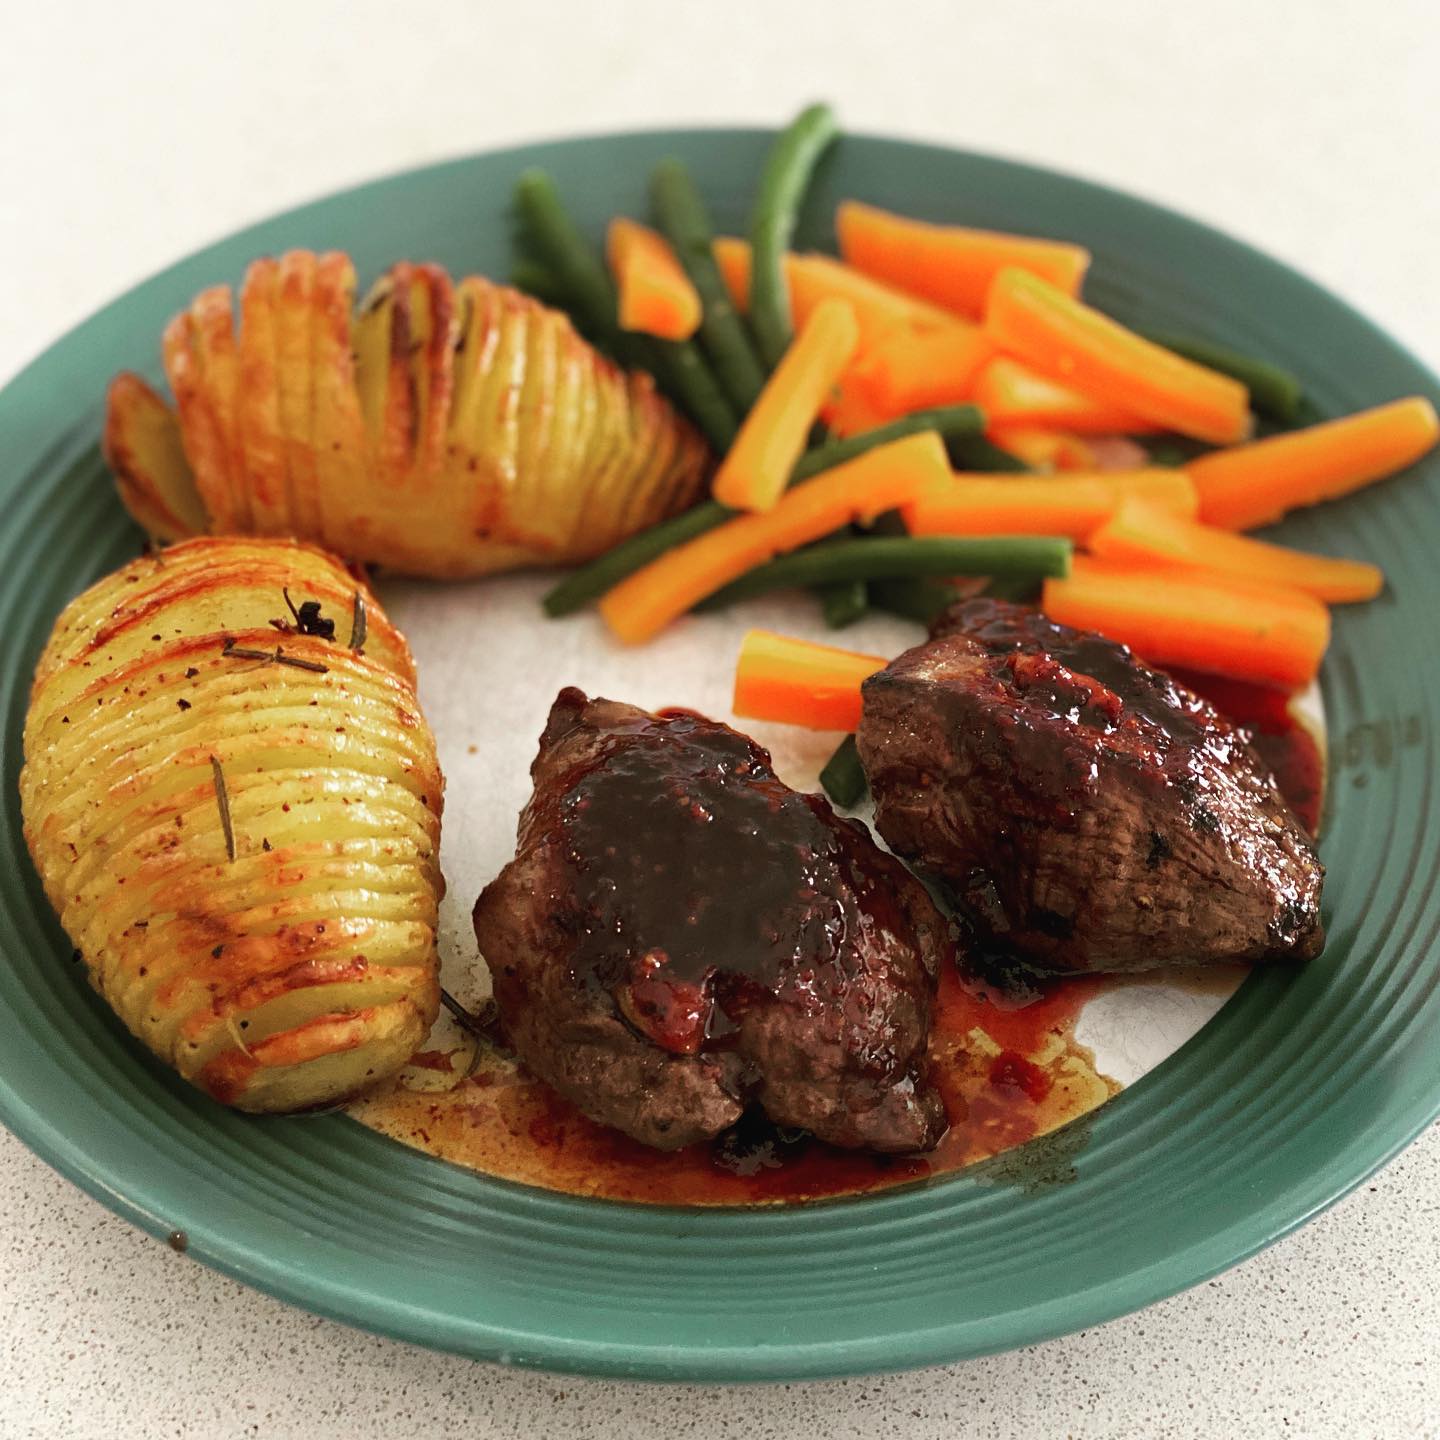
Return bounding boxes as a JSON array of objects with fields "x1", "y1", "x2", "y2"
[{"x1": 3, "y1": 3, "x2": 1438, "y2": 1436}]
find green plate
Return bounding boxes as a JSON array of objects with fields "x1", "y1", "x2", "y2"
[{"x1": 1, "y1": 129, "x2": 1437, "y2": 1382}]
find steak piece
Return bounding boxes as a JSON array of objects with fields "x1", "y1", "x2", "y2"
[
  {"x1": 473, "y1": 689, "x2": 949, "y2": 1153},
  {"x1": 856, "y1": 598, "x2": 1324, "y2": 974}
]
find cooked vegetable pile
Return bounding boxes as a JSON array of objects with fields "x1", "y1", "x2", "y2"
[
  {"x1": 105, "y1": 260, "x2": 709, "y2": 576},
  {"x1": 511, "y1": 104, "x2": 1436, "y2": 772},
  {"x1": 19, "y1": 538, "x2": 444, "y2": 1111}
]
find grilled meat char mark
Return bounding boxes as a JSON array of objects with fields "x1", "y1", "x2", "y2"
[
  {"x1": 856, "y1": 599, "x2": 1324, "y2": 974},
  {"x1": 473, "y1": 688, "x2": 949, "y2": 1153}
]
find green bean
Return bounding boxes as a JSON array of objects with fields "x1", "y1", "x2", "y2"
[
  {"x1": 748, "y1": 103, "x2": 840, "y2": 366},
  {"x1": 819, "y1": 734, "x2": 868, "y2": 809},
  {"x1": 792, "y1": 405, "x2": 985, "y2": 481},
  {"x1": 513, "y1": 170, "x2": 626, "y2": 347},
  {"x1": 542, "y1": 500, "x2": 732, "y2": 617},
  {"x1": 1144, "y1": 439, "x2": 1192, "y2": 469},
  {"x1": 645, "y1": 340, "x2": 740, "y2": 453},
  {"x1": 509, "y1": 258, "x2": 568, "y2": 308},
  {"x1": 1139, "y1": 329, "x2": 1304, "y2": 424},
  {"x1": 514, "y1": 169, "x2": 739, "y2": 452},
  {"x1": 818, "y1": 579, "x2": 870, "y2": 629},
  {"x1": 696, "y1": 535, "x2": 1072, "y2": 611},
  {"x1": 980, "y1": 573, "x2": 1044, "y2": 604},
  {"x1": 807, "y1": 491, "x2": 906, "y2": 613},
  {"x1": 946, "y1": 433, "x2": 1033, "y2": 473},
  {"x1": 870, "y1": 570, "x2": 1047, "y2": 624},
  {"x1": 543, "y1": 411, "x2": 981, "y2": 617},
  {"x1": 650, "y1": 158, "x2": 768, "y2": 411},
  {"x1": 869, "y1": 577, "x2": 958, "y2": 625}
]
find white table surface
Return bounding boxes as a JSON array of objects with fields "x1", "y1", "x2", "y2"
[{"x1": 2, "y1": 3, "x2": 1437, "y2": 1435}]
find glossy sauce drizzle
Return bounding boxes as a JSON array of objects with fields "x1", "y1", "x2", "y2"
[
  {"x1": 545, "y1": 703, "x2": 914, "y2": 1058},
  {"x1": 1170, "y1": 669, "x2": 1326, "y2": 835}
]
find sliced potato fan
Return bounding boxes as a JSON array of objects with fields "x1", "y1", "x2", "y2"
[
  {"x1": 19, "y1": 537, "x2": 444, "y2": 1112},
  {"x1": 102, "y1": 374, "x2": 207, "y2": 542},
  {"x1": 106, "y1": 254, "x2": 711, "y2": 577},
  {"x1": 274, "y1": 250, "x2": 322, "y2": 540}
]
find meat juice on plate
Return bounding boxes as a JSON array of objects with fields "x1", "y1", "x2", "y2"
[{"x1": 351, "y1": 959, "x2": 1113, "y2": 1204}]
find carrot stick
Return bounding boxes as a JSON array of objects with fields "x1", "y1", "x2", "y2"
[
  {"x1": 1090, "y1": 497, "x2": 1384, "y2": 603},
  {"x1": 903, "y1": 469, "x2": 1196, "y2": 541},
  {"x1": 713, "y1": 236, "x2": 981, "y2": 433},
  {"x1": 1186, "y1": 396, "x2": 1440, "y2": 529},
  {"x1": 985, "y1": 426, "x2": 1098, "y2": 472},
  {"x1": 607, "y1": 218, "x2": 703, "y2": 341},
  {"x1": 825, "y1": 371, "x2": 893, "y2": 437},
  {"x1": 732, "y1": 629, "x2": 886, "y2": 731},
  {"x1": 973, "y1": 355, "x2": 1159, "y2": 434},
  {"x1": 600, "y1": 431, "x2": 952, "y2": 644},
  {"x1": 836, "y1": 200, "x2": 1090, "y2": 319},
  {"x1": 1042, "y1": 557, "x2": 1330, "y2": 690},
  {"x1": 985, "y1": 268, "x2": 1252, "y2": 444},
  {"x1": 849, "y1": 323, "x2": 995, "y2": 417},
  {"x1": 713, "y1": 237, "x2": 956, "y2": 352},
  {"x1": 712, "y1": 298, "x2": 861, "y2": 512}
]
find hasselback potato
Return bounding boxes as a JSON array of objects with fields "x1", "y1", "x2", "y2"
[
  {"x1": 104, "y1": 254, "x2": 711, "y2": 577},
  {"x1": 19, "y1": 537, "x2": 443, "y2": 1111}
]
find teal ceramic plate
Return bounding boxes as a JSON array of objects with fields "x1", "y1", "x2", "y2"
[{"x1": 1, "y1": 129, "x2": 1437, "y2": 1382}]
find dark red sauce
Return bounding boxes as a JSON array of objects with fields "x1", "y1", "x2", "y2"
[
  {"x1": 988, "y1": 1050, "x2": 1055, "y2": 1103},
  {"x1": 934, "y1": 603, "x2": 1325, "y2": 836},
  {"x1": 947, "y1": 599, "x2": 1208, "y2": 747},
  {"x1": 542, "y1": 705, "x2": 916, "y2": 1056},
  {"x1": 925, "y1": 600, "x2": 1261, "y2": 849}
]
